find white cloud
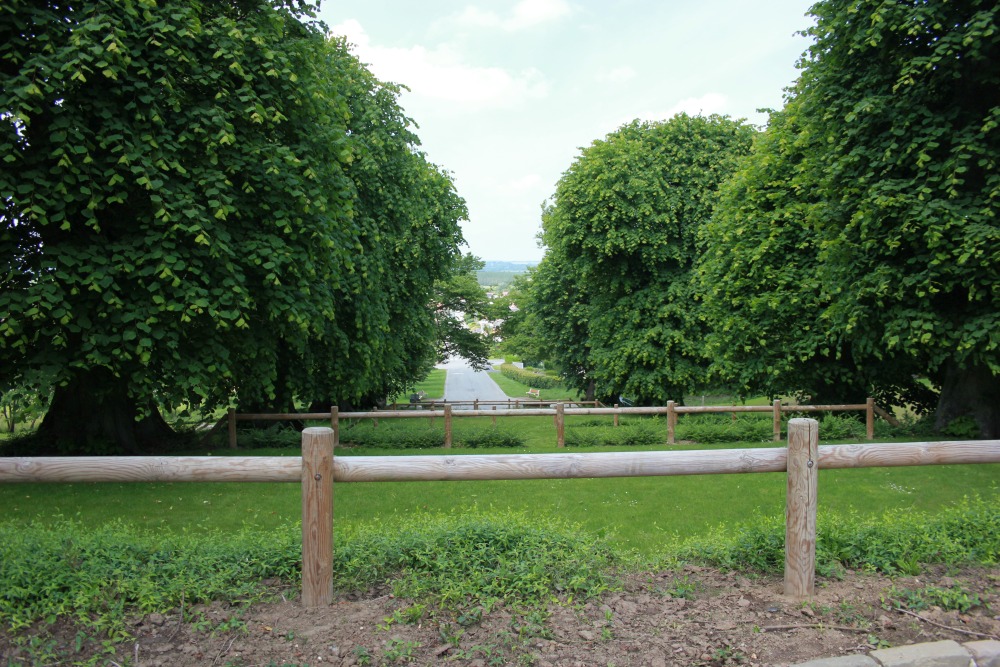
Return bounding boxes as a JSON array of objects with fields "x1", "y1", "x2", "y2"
[
  {"x1": 505, "y1": 174, "x2": 542, "y2": 192},
  {"x1": 330, "y1": 20, "x2": 548, "y2": 110},
  {"x1": 662, "y1": 93, "x2": 729, "y2": 118},
  {"x1": 454, "y1": 0, "x2": 571, "y2": 31},
  {"x1": 595, "y1": 66, "x2": 637, "y2": 84},
  {"x1": 623, "y1": 93, "x2": 730, "y2": 126}
]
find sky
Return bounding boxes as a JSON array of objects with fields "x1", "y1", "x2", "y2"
[{"x1": 315, "y1": 0, "x2": 818, "y2": 262}]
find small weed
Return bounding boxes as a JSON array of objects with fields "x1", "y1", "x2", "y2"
[
  {"x1": 886, "y1": 583, "x2": 985, "y2": 613},
  {"x1": 352, "y1": 645, "x2": 373, "y2": 666},
  {"x1": 835, "y1": 601, "x2": 872, "y2": 627},
  {"x1": 711, "y1": 645, "x2": 747, "y2": 664},
  {"x1": 665, "y1": 575, "x2": 699, "y2": 599},
  {"x1": 438, "y1": 622, "x2": 465, "y2": 647},
  {"x1": 383, "y1": 637, "x2": 421, "y2": 663}
]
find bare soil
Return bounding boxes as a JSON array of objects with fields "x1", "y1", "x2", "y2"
[{"x1": 4, "y1": 565, "x2": 998, "y2": 667}]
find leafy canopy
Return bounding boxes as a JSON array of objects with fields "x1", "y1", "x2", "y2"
[{"x1": 534, "y1": 114, "x2": 755, "y2": 403}]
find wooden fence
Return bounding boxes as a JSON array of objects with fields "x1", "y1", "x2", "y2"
[
  {"x1": 1, "y1": 420, "x2": 998, "y2": 607},
  {"x1": 226, "y1": 398, "x2": 881, "y2": 449}
]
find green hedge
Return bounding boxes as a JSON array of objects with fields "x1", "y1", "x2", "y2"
[{"x1": 498, "y1": 363, "x2": 563, "y2": 389}]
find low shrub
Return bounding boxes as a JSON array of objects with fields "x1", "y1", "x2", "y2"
[
  {"x1": 341, "y1": 422, "x2": 445, "y2": 449},
  {"x1": 335, "y1": 512, "x2": 618, "y2": 609},
  {"x1": 498, "y1": 363, "x2": 563, "y2": 390},
  {"x1": 459, "y1": 427, "x2": 524, "y2": 448},
  {"x1": 566, "y1": 421, "x2": 661, "y2": 447},
  {"x1": 0, "y1": 520, "x2": 300, "y2": 642},
  {"x1": 675, "y1": 414, "x2": 773, "y2": 443},
  {"x1": 235, "y1": 424, "x2": 301, "y2": 449},
  {"x1": 673, "y1": 495, "x2": 1000, "y2": 575},
  {"x1": 0, "y1": 513, "x2": 617, "y2": 652}
]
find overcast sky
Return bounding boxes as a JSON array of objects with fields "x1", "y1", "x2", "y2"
[{"x1": 316, "y1": 0, "x2": 818, "y2": 262}]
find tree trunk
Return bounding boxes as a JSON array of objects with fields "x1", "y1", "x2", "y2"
[
  {"x1": 934, "y1": 362, "x2": 1000, "y2": 439},
  {"x1": 37, "y1": 368, "x2": 171, "y2": 454}
]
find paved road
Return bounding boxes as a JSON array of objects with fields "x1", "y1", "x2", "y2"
[{"x1": 440, "y1": 357, "x2": 508, "y2": 402}]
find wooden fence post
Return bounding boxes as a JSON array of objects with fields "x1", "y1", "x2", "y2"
[
  {"x1": 444, "y1": 404, "x2": 452, "y2": 448},
  {"x1": 773, "y1": 400, "x2": 782, "y2": 442},
  {"x1": 556, "y1": 403, "x2": 565, "y2": 448},
  {"x1": 785, "y1": 418, "x2": 818, "y2": 599},
  {"x1": 474, "y1": 399, "x2": 479, "y2": 411},
  {"x1": 492, "y1": 405, "x2": 497, "y2": 427},
  {"x1": 301, "y1": 427, "x2": 334, "y2": 608},
  {"x1": 228, "y1": 408, "x2": 237, "y2": 449},
  {"x1": 866, "y1": 398, "x2": 874, "y2": 440},
  {"x1": 614, "y1": 404, "x2": 619, "y2": 427},
  {"x1": 667, "y1": 401, "x2": 676, "y2": 445}
]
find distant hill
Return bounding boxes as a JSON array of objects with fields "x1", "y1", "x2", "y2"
[
  {"x1": 477, "y1": 261, "x2": 538, "y2": 288},
  {"x1": 481, "y1": 261, "x2": 538, "y2": 272}
]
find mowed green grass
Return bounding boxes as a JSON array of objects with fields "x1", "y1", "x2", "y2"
[{"x1": 2, "y1": 413, "x2": 996, "y2": 557}]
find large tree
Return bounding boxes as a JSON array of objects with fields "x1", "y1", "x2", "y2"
[
  {"x1": 698, "y1": 105, "x2": 935, "y2": 409},
  {"x1": 702, "y1": 0, "x2": 999, "y2": 435},
  {"x1": 0, "y1": 2, "x2": 466, "y2": 451},
  {"x1": 534, "y1": 114, "x2": 755, "y2": 404}
]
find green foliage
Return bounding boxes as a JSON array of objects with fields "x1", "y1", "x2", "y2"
[
  {"x1": 433, "y1": 253, "x2": 493, "y2": 370},
  {"x1": 533, "y1": 114, "x2": 755, "y2": 404},
  {"x1": 460, "y1": 427, "x2": 525, "y2": 448},
  {"x1": 672, "y1": 415, "x2": 770, "y2": 444},
  {"x1": 334, "y1": 512, "x2": 617, "y2": 611},
  {"x1": 0, "y1": 520, "x2": 300, "y2": 640},
  {"x1": 337, "y1": 422, "x2": 524, "y2": 449},
  {"x1": 233, "y1": 425, "x2": 302, "y2": 450},
  {"x1": 499, "y1": 363, "x2": 562, "y2": 390},
  {"x1": 0, "y1": 3, "x2": 467, "y2": 451},
  {"x1": 565, "y1": 421, "x2": 662, "y2": 447},
  {"x1": 886, "y1": 583, "x2": 985, "y2": 614},
  {"x1": 490, "y1": 271, "x2": 548, "y2": 366},
  {"x1": 699, "y1": 0, "x2": 1000, "y2": 433},
  {"x1": 341, "y1": 422, "x2": 446, "y2": 449},
  {"x1": 677, "y1": 496, "x2": 1000, "y2": 575}
]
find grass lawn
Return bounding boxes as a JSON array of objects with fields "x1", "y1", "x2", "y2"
[
  {"x1": 488, "y1": 366, "x2": 582, "y2": 402},
  {"x1": 2, "y1": 413, "x2": 996, "y2": 558},
  {"x1": 389, "y1": 368, "x2": 447, "y2": 404}
]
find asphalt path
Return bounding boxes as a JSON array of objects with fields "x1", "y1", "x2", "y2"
[{"x1": 440, "y1": 357, "x2": 509, "y2": 402}]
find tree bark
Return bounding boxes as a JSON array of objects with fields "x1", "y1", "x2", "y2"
[
  {"x1": 934, "y1": 361, "x2": 1000, "y2": 438},
  {"x1": 37, "y1": 368, "x2": 172, "y2": 454}
]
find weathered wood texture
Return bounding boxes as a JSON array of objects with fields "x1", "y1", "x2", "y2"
[
  {"x1": 300, "y1": 428, "x2": 334, "y2": 608},
  {"x1": 2, "y1": 441, "x2": 998, "y2": 485},
  {"x1": 785, "y1": 419, "x2": 819, "y2": 598},
  {"x1": 0, "y1": 456, "x2": 301, "y2": 483}
]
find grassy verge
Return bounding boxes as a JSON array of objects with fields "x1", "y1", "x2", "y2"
[
  {"x1": 389, "y1": 368, "x2": 447, "y2": 403},
  {"x1": 488, "y1": 367, "x2": 582, "y2": 401},
  {"x1": 1, "y1": 496, "x2": 998, "y2": 665}
]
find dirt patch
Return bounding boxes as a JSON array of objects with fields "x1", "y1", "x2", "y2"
[{"x1": 3, "y1": 565, "x2": 998, "y2": 666}]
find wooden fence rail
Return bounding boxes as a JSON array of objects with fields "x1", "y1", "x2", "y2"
[
  {"x1": 226, "y1": 398, "x2": 878, "y2": 449},
  {"x1": 2, "y1": 424, "x2": 999, "y2": 606}
]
